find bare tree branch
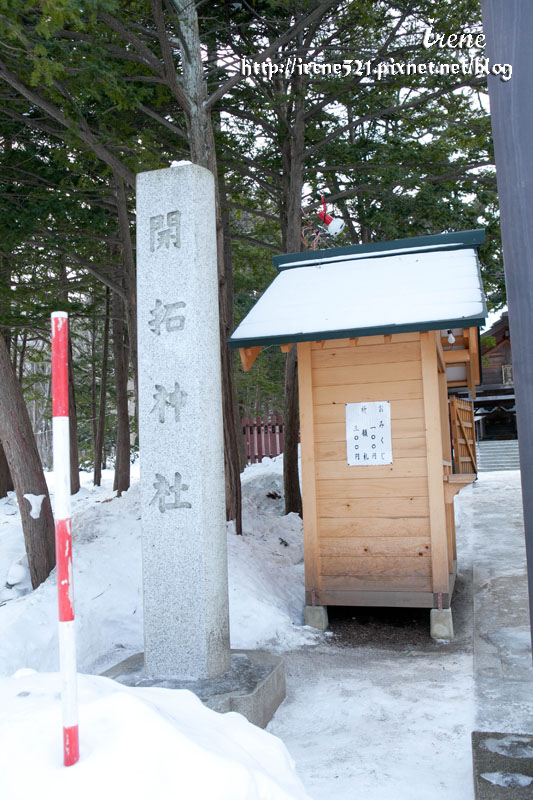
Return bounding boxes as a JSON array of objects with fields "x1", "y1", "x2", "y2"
[
  {"x1": 205, "y1": 0, "x2": 340, "y2": 111},
  {"x1": 0, "y1": 60, "x2": 136, "y2": 187},
  {"x1": 98, "y1": 10, "x2": 163, "y2": 73},
  {"x1": 61, "y1": 249, "x2": 127, "y2": 299},
  {"x1": 150, "y1": 0, "x2": 191, "y2": 112},
  {"x1": 305, "y1": 78, "x2": 485, "y2": 158},
  {"x1": 231, "y1": 234, "x2": 281, "y2": 253},
  {"x1": 308, "y1": 160, "x2": 494, "y2": 173},
  {"x1": 223, "y1": 201, "x2": 279, "y2": 222},
  {"x1": 138, "y1": 103, "x2": 188, "y2": 138}
]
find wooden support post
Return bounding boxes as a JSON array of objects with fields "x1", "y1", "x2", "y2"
[
  {"x1": 297, "y1": 342, "x2": 320, "y2": 605},
  {"x1": 437, "y1": 336, "x2": 452, "y2": 465},
  {"x1": 443, "y1": 474, "x2": 477, "y2": 503},
  {"x1": 435, "y1": 332, "x2": 446, "y2": 374},
  {"x1": 449, "y1": 396, "x2": 459, "y2": 473},
  {"x1": 437, "y1": 331, "x2": 456, "y2": 584},
  {"x1": 420, "y1": 331, "x2": 450, "y2": 597},
  {"x1": 349, "y1": 337, "x2": 358, "y2": 347},
  {"x1": 280, "y1": 343, "x2": 294, "y2": 353},
  {"x1": 451, "y1": 505, "x2": 457, "y2": 563},
  {"x1": 469, "y1": 326, "x2": 480, "y2": 385},
  {"x1": 466, "y1": 359, "x2": 476, "y2": 399},
  {"x1": 239, "y1": 346, "x2": 262, "y2": 372}
]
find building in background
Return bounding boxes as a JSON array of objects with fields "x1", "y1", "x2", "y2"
[
  {"x1": 452, "y1": 312, "x2": 516, "y2": 441},
  {"x1": 476, "y1": 312, "x2": 516, "y2": 441}
]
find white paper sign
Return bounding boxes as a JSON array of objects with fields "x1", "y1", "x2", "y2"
[{"x1": 345, "y1": 401, "x2": 393, "y2": 466}]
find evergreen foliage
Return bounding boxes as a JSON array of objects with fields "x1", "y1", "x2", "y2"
[{"x1": 1, "y1": 0, "x2": 504, "y2": 458}]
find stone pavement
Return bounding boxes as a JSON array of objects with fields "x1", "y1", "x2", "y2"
[
  {"x1": 462, "y1": 472, "x2": 533, "y2": 797},
  {"x1": 472, "y1": 732, "x2": 533, "y2": 798}
]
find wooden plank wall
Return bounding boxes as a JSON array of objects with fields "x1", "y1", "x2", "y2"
[
  {"x1": 298, "y1": 342, "x2": 321, "y2": 602},
  {"x1": 420, "y1": 331, "x2": 451, "y2": 597},
  {"x1": 300, "y1": 333, "x2": 436, "y2": 606}
]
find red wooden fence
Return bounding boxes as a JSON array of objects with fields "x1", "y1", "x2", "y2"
[{"x1": 242, "y1": 415, "x2": 285, "y2": 463}]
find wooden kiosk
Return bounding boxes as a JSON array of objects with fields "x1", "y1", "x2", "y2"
[{"x1": 229, "y1": 230, "x2": 487, "y2": 638}]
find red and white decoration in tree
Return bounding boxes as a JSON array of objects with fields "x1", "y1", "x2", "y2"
[{"x1": 317, "y1": 195, "x2": 345, "y2": 237}]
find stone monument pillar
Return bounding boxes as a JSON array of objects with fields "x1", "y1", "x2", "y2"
[{"x1": 136, "y1": 163, "x2": 230, "y2": 680}]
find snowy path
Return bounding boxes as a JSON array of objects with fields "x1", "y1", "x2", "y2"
[
  {"x1": 269, "y1": 648, "x2": 475, "y2": 800},
  {"x1": 268, "y1": 470, "x2": 533, "y2": 799}
]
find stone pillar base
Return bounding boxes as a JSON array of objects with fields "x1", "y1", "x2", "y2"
[
  {"x1": 103, "y1": 649, "x2": 285, "y2": 729},
  {"x1": 430, "y1": 607, "x2": 454, "y2": 640},
  {"x1": 304, "y1": 605, "x2": 329, "y2": 630}
]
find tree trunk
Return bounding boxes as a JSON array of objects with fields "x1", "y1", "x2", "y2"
[
  {"x1": 94, "y1": 288, "x2": 110, "y2": 487},
  {"x1": 0, "y1": 334, "x2": 55, "y2": 588},
  {"x1": 112, "y1": 290, "x2": 130, "y2": 495},
  {"x1": 0, "y1": 441, "x2": 14, "y2": 497},
  {"x1": 17, "y1": 331, "x2": 27, "y2": 383},
  {"x1": 11, "y1": 332, "x2": 18, "y2": 373},
  {"x1": 219, "y1": 168, "x2": 247, "y2": 474},
  {"x1": 0, "y1": 262, "x2": 14, "y2": 496},
  {"x1": 90, "y1": 307, "x2": 98, "y2": 449},
  {"x1": 68, "y1": 338, "x2": 80, "y2": 494},
  {"x1": 114, "y1": 175, "x2": 138, "y2": 420},
  {"x1": 281, "y1": 76, "x2": 306, "y2": 517},
  {"x1": 172, "y1": 0, "x2": 243, "y2": 533},
  {"x1": 283, "y1": 345, "x2": 302, "y2": 516},
  {"x1": 0, "y1": 266, "x2": 14, "y2": 497},
  {"x1": 220, "y1": 320, "x2": 243, "y2": 533}
]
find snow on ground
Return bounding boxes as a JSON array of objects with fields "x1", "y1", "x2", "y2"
[
  {"x1": 231, "y1": 457, "x2": 317, "y2": 650},
  {"x1": 0, "y1": 469, "x2": 144, "y2": 676},
  {"x1": 268, "y1": 649, "x2": 476, "y2": 800},
  {"x1": 0, "y1": 671, "x2": 310, "y2": 800},
  {"x1": 0, "y1": 460, "x2": 530, "y2": 799},
  {"x1": 0, "y1": 457, "x2": 315, "y2": 799},
  {"x1": 0, "y1": 456, "x2": 314, "y2": 677}
]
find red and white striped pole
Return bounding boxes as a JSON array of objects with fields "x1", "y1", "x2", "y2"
[{"x1": 51, "y1": 311, "x2": 79, "y2": 767}]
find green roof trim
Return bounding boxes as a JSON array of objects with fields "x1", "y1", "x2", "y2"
[
  {"x1": 228, "y1": 313, "x2": 487, "y2": 350},
  {"x1": 272, "y1": 228, "x2": 486, "y2": 271}
]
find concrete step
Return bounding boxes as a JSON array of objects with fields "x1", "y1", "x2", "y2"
[
  {"x1": 478, "y1": 465, "x2": 520, "y2": 468},
  {"x1": 476, "y1": 440, "x2": 520, "y2": 471},
  {"x1": 477, "y1": 461, "x2": 520, "y2": 471},
  {"x1": 478, "y1": 451, "x2": 520, "y2": 456},
  {"x1": 476, "y1": 440, "x2": 519, "y2": 449},
  {"x1": 477, "y1": 439, "x2": 519, "y2": 446},
  {"x1": 478, "y1": 442, "x2": 519, "y2": 447}
]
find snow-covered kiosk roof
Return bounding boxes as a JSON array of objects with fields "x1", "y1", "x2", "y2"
[{"x1": 228, "y1": 230, "x2": 487, "y2": 355}]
